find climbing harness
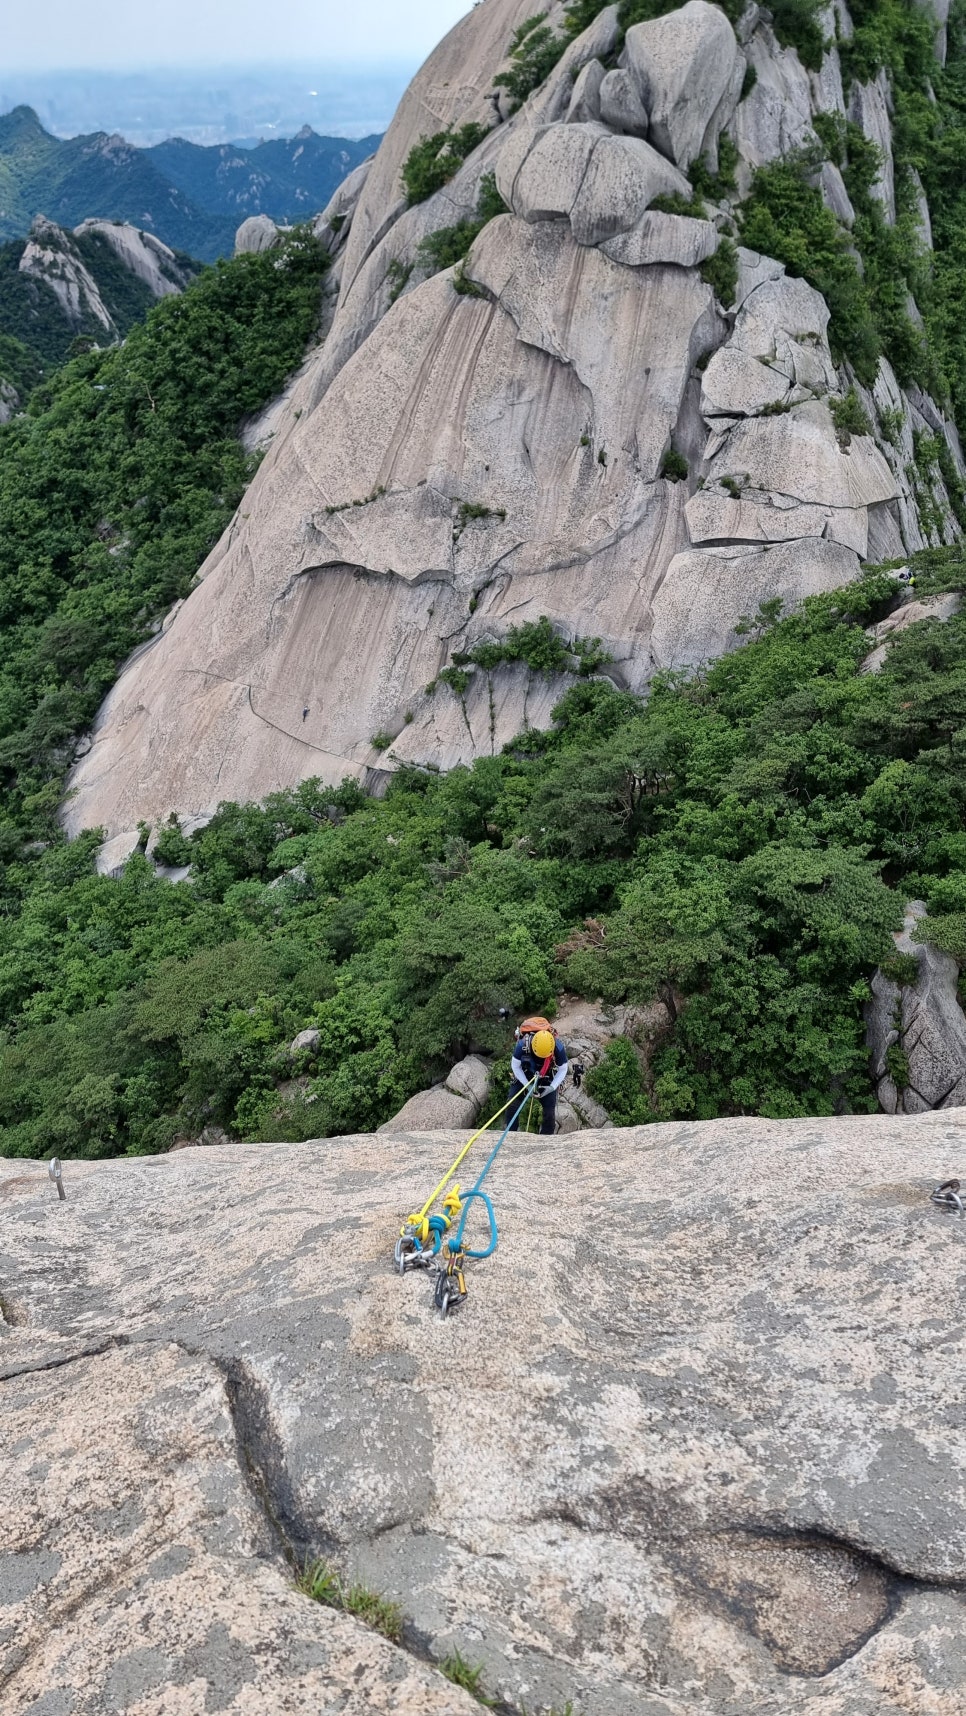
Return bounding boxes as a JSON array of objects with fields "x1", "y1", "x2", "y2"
[
  {"x1": 931, "y1": 1178, "x2": 964, "y2": 1216},
  {"x1": 394, "y1": 1077, "x2": 538, "y2": 1274}
]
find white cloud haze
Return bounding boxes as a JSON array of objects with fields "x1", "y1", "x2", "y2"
[{"x1": 5, "y1": 0, "x2": 472, "y2": 69}]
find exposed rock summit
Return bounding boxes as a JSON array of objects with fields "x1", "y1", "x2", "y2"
[
  {"x1": 64, "y1": 0, "x2": 965, "y2": 841},
  {"x1": 3, "y1": 1112, "x2": 966, "y2": 1712}
]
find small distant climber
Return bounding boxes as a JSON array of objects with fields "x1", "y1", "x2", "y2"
[{"x1": 508, "y1": 1015, "x2": 568, "y2": 1134}]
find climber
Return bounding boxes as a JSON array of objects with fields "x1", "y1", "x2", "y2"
[{"x1": 507, "y1": 1017, "x2": 569, "y2": 1134}]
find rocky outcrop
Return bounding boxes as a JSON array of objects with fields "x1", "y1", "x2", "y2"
[
  {"x1": 859, "y1": 588, "x2": 960, "y2": 673},
  {"x1": 624, "y1": 0, "x2": 745, "y2": 171},
  {"x1": 4, "y1": 1112, "x2": 966, "y2": 1712},
  {"x1": 18, "y1": 214, "x2": 114, "y2": 331},
  {"x1": 14, "y1": 213, "x2": 195, "y2": 354},
  {"x1": 63, "y1": 0, "x2": 964, "y2": 841},
  {"x1": 867, "y1": 899, "x2": 966, "y2": 1112},
  {"x1": 379, "y1": 1053, "x2": 491, "y2": 1131},
  {"x1": 73, "y1": 217, "x2": 193, "y2": 295},
  {"x1": 234, "y1": 212, "x2": 286, "y2": 253}
]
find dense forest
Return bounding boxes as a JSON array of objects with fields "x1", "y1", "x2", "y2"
[
  {"x1": 3, "y1": 0, "x2": 966, "y2": 1158},
  {"x1": 3, "y1": 550, "x2": 966, "y2": 1158}
]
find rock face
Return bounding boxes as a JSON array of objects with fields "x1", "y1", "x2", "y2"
[
  {"x1": 18, "y1": 214, "x2": 192, "y2": 339},
  {"x1": 63, "y1": 0, "x2": 964, "y2": 841},
  {"x1": 19, "y1": 214, "x2": 115, "y2": 332},
  {"x1": 859, "y1": 589, "x2": 960, "y2": 673},
  {"x1": 73, "y1": 218, "x2": 193, "y2": 295},
  {"x1": 3, "y1": 1113, "x2": 966, "y2": 1712},
  {"x1": 867, "y1": 899, "x2": 966, "y2": 1112}
]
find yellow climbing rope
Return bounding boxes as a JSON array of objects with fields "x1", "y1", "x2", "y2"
[{"x1": 400, "y1": 1081, "x2": 535, "y2": 1242}]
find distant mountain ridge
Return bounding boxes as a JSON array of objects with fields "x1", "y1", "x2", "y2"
[
  {"x1": 0, "y1": 215, "x2": 199, "y2": 399},
  {"x1": 147, "y1": 127, "x2": 382, "y2": 224},
  {"x1": 0, "y1": 107, "x2": 381, "y2": 263}
]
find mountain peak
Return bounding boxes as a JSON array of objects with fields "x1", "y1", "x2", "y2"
[{"x1": 0, "y1": 104, "x2": 48, "y2": 142}]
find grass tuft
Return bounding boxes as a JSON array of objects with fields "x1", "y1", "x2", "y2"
[
  {"x1": 439, "y1": 1649, "x2": 497, "y2": 1706},
  {"x1": 296, "y1": 1559, "x2": 404, "y2": 1643}
]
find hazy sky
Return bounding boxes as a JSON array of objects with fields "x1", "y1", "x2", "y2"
[{"x1": 5, "y1": 0, "x2": 472, "y2": 69}]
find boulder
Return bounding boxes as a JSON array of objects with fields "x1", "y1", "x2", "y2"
[
  {"x1": 515, "y1": 5, "x2": 621, "y2": 129},
  {"x1": 4, "y1": 1113, "x2": 966, "y2": 1712},
  {"x1": 733, "y1": 243, "x2": 786, "y2": 309},
  {"x1": 624, "y1": 0, "x2": 744, "y2": 171},
  {"x1": 501, "y1": 123, "x2": 691, "y2": 242},
  {"x1": 289, "y1": 1027, "x2": 322, "y2": 1054},
  {"x1": 565, "y1": 58, "x2": 605, "y2": 124},
  {"x1": 867, "y1": 900, "x2": 966, "y2": 1111},
  {"x1": 442, "y1": 1053, "x2": 491, "y2": 1108},
  {"x1": 685, "y1": 486, "x2": 869, "y2": 555},
  {"x1": 598, "y1": 67, "x2": 649, "y2": 138},
  {"x1": 0, "y1": 379, "x2": 18, "y2": 424},
  {"x1": 553, "y1": 1093, "x2": 583, "y2": 1130},
  {"x1": 569, "y1": 131, "x2": 693, "y2": 245},
  {"x1": 234, "y1": 214, "x2": 284, "y2": 254},
  {"x1": 703, "y1": 400, "x2": 899, "y2": 512},
  {"x1": 600, "y1": 210, "x2": 718, "y2": 268},
  {"x1": 380, "y1": 1055, "x2": 490, "y2": 1133},
  {"x1": 377, "y1": 1085, "x2": 477, "y2": 1132},
  {"x1": 505, "y1": 120, "x2": 606, "y2": 223},
  {"x1": 731, "y1": 272, "x2": 831, "y2": 360},
  {"x1": 700, "y1": 345, "x2": 794, "y2": 418},
  {"x1": 94, "y1": 829, "x2": 141, "y2": 877}
]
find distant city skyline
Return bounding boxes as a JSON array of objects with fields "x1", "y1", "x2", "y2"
[
  {"x1": 5, "y1": 0, "x2": 471, "y2": 70},
  {"x1": 0, "y1": 65, "x2": 414, "y2": 146}
]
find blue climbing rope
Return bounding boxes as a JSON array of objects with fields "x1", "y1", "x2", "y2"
[{"x1": 448, "y1": 1078, "x2": 536, "y2": 1259}]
